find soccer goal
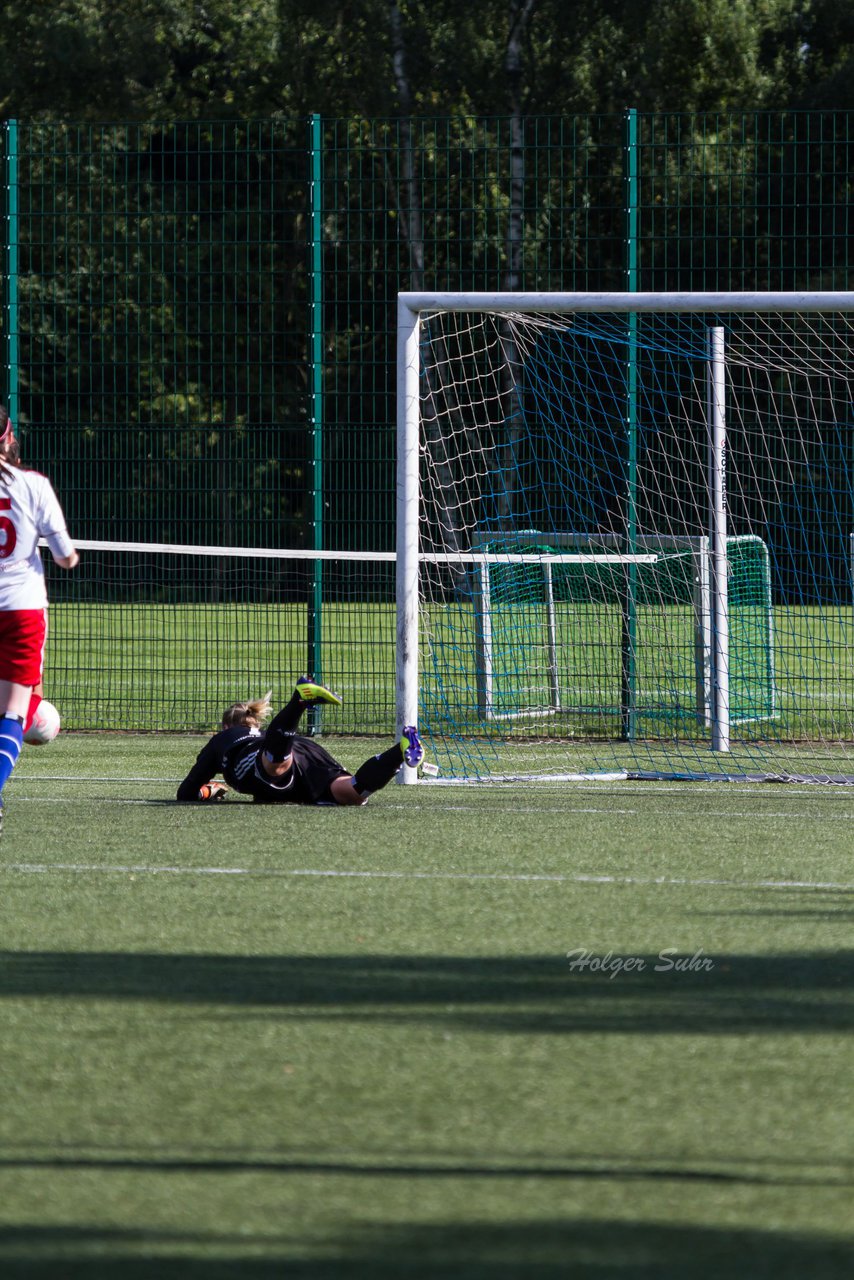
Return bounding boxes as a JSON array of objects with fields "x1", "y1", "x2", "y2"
[
  {"x1": 471, "y1": 529, "x2": 775, "y2": 731},
  {"x1": 396, "y1": 291, "x2": 854, "y2": 783}
]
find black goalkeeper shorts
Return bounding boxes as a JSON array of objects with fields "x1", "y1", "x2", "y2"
[{"x1": 249, "y1": 734, "x2": 351, "y2": 805}]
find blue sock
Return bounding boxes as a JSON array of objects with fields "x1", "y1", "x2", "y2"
[{"x1": 0, "y1": 715, "x2": 24, "y2": 798}]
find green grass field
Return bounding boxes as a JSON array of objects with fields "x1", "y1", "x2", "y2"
[
  {"x1": 2, "y1": 733, "x2": 854, "y2": 1277},
  {"x1": 47, "y1": 598, "x2": 854, "y2": 780}
]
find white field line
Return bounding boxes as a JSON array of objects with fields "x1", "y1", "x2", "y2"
[
  {"x1": 14, "y1": 775, "x2": 854, "y2": 798},
  {"x1": 2, "y1": 862, "x2": 854, "y2": 893},
  {"x1": 16, "y1": 776, "x2": 181, "y2": 783},
  {"x1": 11, "y1": 795, "x2": 854, "y2": 821}
]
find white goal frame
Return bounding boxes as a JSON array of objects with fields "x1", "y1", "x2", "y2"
[{"x1": 396, "y1": 291, "x2": 854, "y2": 783}]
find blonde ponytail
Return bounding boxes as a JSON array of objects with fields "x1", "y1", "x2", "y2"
[{"x1": 221, "y1": 691, "x2": 273, "y2": 730}]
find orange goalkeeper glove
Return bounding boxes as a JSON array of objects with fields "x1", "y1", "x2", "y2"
[{"x1": 198, "y1": 782, "x2": 229, "y2": 802}]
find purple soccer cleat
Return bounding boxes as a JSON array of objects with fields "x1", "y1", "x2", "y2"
[{"x1": 400, "y1": 725, "x2": 424, "y2": 769}]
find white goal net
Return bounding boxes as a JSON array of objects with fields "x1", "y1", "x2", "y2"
[{"x1": 396, "y1": 291, "x2": 854, "y2": 783}]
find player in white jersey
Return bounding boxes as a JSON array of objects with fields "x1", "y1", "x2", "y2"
[{"x1": 0, "y1": 406, "x2": 79, "y2": 835}]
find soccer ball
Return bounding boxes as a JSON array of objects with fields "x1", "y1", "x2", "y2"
[{"x1": 24, "y1": 699, "x2": 61, "y2": 745}]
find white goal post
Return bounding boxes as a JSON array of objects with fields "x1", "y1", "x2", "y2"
[{"x1": 396, "y1": 291, "x2": 854, "y2": 784}]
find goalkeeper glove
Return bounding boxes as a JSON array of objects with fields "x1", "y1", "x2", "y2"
[{"x1": 198, "y1": 782, "x2": 229, "y2": 802}]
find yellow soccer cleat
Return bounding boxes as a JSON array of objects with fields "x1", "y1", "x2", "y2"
[{"x1": 295, "y1": 676, "x2": 343, "y2": 708}]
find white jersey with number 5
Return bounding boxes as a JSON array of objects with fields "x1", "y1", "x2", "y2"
[{"x1": 0, "y1": 468, "x2": 76, "y2": 609}]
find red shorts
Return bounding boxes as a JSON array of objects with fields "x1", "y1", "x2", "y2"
[{"x1": 0, "y1": 609, "x2": 48, "y2": 685}]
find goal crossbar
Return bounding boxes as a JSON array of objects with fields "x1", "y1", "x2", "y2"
[{"x1": 399, "y1": 290, "x2": 854, "y2": 315}]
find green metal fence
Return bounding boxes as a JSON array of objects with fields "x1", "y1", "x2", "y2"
[{"x1": 0, "y1": 111, "x2": 851, "y2": 730}]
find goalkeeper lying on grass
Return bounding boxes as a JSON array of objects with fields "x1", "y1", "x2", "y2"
[{"x1": 176, "y1": 678, "x2": 423, "y2": 806}]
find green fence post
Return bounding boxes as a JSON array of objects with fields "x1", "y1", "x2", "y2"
[
  {"x1": 4, "y1": 119, "x2": 18, "y2": 426},
  {"x1": 621, "y1": 107, "x2": 639, "y2": 742},
  {"x1": 307, "y1": 112, "x2": 324, "y2": 731}
]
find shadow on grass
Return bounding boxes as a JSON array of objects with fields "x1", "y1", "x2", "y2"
[
  {"x1": 0, "y1": 1151, "x2": 851, "y2": 1187},
  {"x1": 1, "y1": 949, "x2": 853, "y2": 1032},
  {"x1": 0, "y1": 1219, "x2": 852, "y2": 1280},
  {"x1": 693, "y1": 889, "x2": 854, "y2": 923}
]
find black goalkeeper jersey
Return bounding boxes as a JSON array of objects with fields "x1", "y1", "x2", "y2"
[{"x1": 176, "y1": 726, "x2": 350, "y2": 805}]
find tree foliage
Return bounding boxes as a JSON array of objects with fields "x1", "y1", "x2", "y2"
[
  {"x1": 0, "y1": 0, "x2": 851, "y2": 122},
  {"x1": 0, "y1": 2, "x2": 850, "y2": 562}
]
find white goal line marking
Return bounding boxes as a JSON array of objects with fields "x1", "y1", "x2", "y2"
[
  {"x1": 16, "y1": 776, "x2": 854, "y2": 798},
  {"x1": 3, "y1": 863, "x2": 853, "y2": 893},
  {"x1": 15, "y1": 788, "x2": 854, "y2": 819}
]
